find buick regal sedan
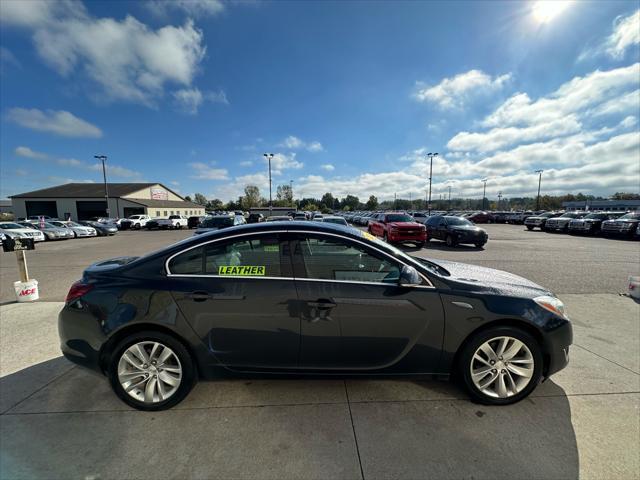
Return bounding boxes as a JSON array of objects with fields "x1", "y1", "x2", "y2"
[{"x1": 59, "y1": 221, "x2": 572, "y2": 411}]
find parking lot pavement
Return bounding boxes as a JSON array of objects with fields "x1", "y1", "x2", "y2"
[
  {"x1": 1, "y1": 225, "x2": 637, "y2": 304},
  {"x1": 1, "y1": 293, "x2": 638, "y2": 479}
]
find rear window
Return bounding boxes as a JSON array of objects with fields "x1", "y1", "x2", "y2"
[
  {"x1": 385, "y1": 214, "x2": 413, "y2": 222},
  {"x1": 201, "y1": 217, "x2": 234, "y2": 228},
  {"x1": 169, "y1": 235, "x2": 282, "y2": 277}
]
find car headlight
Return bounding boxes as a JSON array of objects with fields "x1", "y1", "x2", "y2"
[{"x1": 534, "y1": 296, "x2": 568, "y2": 319}]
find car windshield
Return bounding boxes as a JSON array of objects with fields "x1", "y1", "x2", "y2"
[
  {"x1": 169, "y1": 215, "x2": 181, "y2": 219},
  {"x1": 67, "y1": 222, "x2": 82, "y2": 227},
  {"x1": 445, "y1": 217, "x2": 473, "y2": 226},
  {"x1": 584, "y1": 213, "x2": 606, "y2": 219},
  {"x1": 201, "y1": 217, "x2": 234, "y2": 228},
  {"x1": 560, "y1": 213, "x2": 581, "y2": 218},
  {"x1": 0, "y1": 223, "x2": 23, "y2": 229},
  {"x1": 50, "y1": 222, "x2": 67, "y2": 227},
  {"x1": 619, "y1": 212, "x2": 640, "y2": 220},
  {"x1": 42, "y1": 223, "x2": 58, "y2": 228},
  {"x1": 324, "y1": 217, "x2": 347, "y2": 225},
  {"x1": 386, "y1": 214, "x2": 413, "y2": 222}
]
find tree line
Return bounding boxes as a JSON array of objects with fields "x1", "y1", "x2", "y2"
[{"x1": 185, "y1": 187, "x2": 640, "y2": 213}]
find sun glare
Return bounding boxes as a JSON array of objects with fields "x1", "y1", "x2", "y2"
[{"x1": 532, "y1": 0, "x2": 572, "y2": 24}]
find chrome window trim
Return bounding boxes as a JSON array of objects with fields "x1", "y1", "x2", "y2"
[{"x1": 165, "y1": 228, "x2": 435, "y2": 288}]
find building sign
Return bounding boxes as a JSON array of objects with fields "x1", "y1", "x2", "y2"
[{"x1": 150, "y1": 187, "x2": 168, "y2": 200}]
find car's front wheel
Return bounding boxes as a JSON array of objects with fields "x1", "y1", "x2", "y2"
[
  {"x1": 458, "y1": 326, "x2": 542, "y2": 405},
  {"x1": 526, "y1": 226, "x2": 534, "y2": 231},
  {"x1": 445, "y1": 234, "x2": 456, "y2": 247},
  {"x1": 108, "y1": 331, "x2": 196, "y2": 411}
]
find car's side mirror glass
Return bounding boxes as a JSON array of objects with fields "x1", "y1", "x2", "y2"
[{"x1": 399, "y1": 265, "x2": 421, "y2": 287}]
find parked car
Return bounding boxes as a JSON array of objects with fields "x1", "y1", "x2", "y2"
[
  {"x1": 601, "y1": 211, "x2": 640, "y2": 238},
  {"x1": 0, "y1": 222, "x2": 42, "y2": 241},
  {"x1": 466, "y1": 211, "x2": 494, "y2": 224},
  {"x1": 23, "y1": 221, "x2": 74, "y2": 240},
  {"x1": 543, "y1": 212, "x2": 587, "y2": 233},
  {"x1": 194, "y1": 215, "x2": 246, "y2": 235},
  {"x1": 567, "y1": 212, "x2": 622, "y2": 235},
  {"x1": 321, "y1": 216, "x2": 349, "y2": 226},
  {"x1": 524, "y1": 212, "x2": 561, "y2": 231},
  {"x1": 266, "y1": 216, "x2": 293, "y2": 222},
  {"x1": 424, "y1": 215, "x2": 488, "y2": 248},
  {"x1": 58, "y1": 221, "x2": 572, "y2": 410},
  {"x1": 27, "y1": 215, "x2": 57, "y2": 221},
  {"x1": 156, "y1": 215, "x2": 188, "y2": 230},
  {"x1": 247, "y1": 213, "x2": 264, "y2": 224},
  {"x1": 368, "y1": 212, "x2": 427, "y2": 247},
  {"x1": 187, "y1": 216, "x2": 205, "y2": 229},
  {"x1": 80, "y1": 221, "x2": 118, "y2": 236},
  {"x1": 118, "y1": 215, "x2": 151, "y2": 230},
  {"x1": 50, "y1": 220, "x2": 98, "y2": 238},
  {"x1": 293, "y1": 212, "x2": 307, "y2": 220},
  {"x1": 145, "y1": 219, "x2": 161, "y2": 230}
]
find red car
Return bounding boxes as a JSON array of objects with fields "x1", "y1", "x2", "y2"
[
  {"x1": 466, "y1": 211, "x2": 494, "y2": 224},
  {"x1": 368, "y1": 212, "x2": 427, "y2": 247}
]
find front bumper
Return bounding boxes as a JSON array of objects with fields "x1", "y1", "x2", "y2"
[
  {"x1": 388, "y1": 231, "x2": 427, "y2": 242},
  {"x1": 544, "y1": 319, "x2": 573, "y2": 378}
]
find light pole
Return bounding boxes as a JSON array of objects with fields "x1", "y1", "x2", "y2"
[
  {"x1": 498, "y1": 191, "x2": 502, "y2": 210},
  {"x1": 447, "y1": 185, "x2": 452, "y2": 211},
  {"x1": 426, "y1": 152, "x2": 438, "y2": 215},
  {"x1": 94, "y1": 155, "x2": 109, "y2": 217},
  {"x1": 481, "y1": 178, "x2": 488, "y2": 210},
  {"x1": 264, "y1": 153, "x2": 274, "y2": 216},
  {"x1": 289, "y1": 180, "x2": 294, "y2": 207},
  {"x1": 535, "y1": 170, "x2": 544, "y2": 211}
]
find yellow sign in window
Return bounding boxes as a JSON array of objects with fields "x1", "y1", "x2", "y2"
[{"x1": 218, "y1": 265, "x2": 266, "y2": 276}]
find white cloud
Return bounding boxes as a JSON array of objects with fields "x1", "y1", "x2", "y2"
[
  {"x1": 414, "y1": 70, "x2": 512, "y2": 109},
  {"x1": 619, "y1": 115, "x2": 638, "y2": 128},
  {"x1": 320, "y1": 164, "x2": 335, "y2": 171},
  {"x1": 172, "y1": 87, "x2": 229, "y2": 114},
  {"x1": 268, "y1": 153, "x2": 303, "y2": 175},
  {"x1": 482, "y1": 63, "x2": 640, "y2": 127},
  {"x1": 14, "y1": 146, "x2": 48, "y2": 159},
  {"x1": 147, "y1": 0, "x2": 225, "y2": 19},
  {"x1": 279, "y1": 135, "x2": 324, "y2": 152},
  {"x1": 447, "y1": 116, "x2": 582, "y2": 153},
  {"x1": 189, "y1": 162, "x2": 229, "y2": 180},
  {"x1": 239, "y1": 160, "x2": 253, "y2": 167},
  {"x1": 606, "y1": 10, "x2": 640, "y2": 59},
  {"x1": 2, "y1": 1, "x2": 207, "y2": 106},
  {"x1": 6, "y1": 108, "x2": 103, "y2": 137}
]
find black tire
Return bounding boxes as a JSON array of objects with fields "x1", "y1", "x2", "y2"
[
  {"x1": 445, "y1": 234, "x2": 456, "y2": 247},
  {"x1": 457, "y1": 326, "x2": 543, "y2": 406},
  {"x1": 416, "y1": 242, "x2": 425, "y2": 248},
  {"x1": 176, "y1": 223, "x2": 181, "y2": 229},
  {"x1": 108, "y1": 331, "x2": 197, "y2": 411},
  {"x1": 526, "y1": 226, "x2": 534, "y2": 231},
  {"x1": 135, "y1": 223, "x2": 141, "y2": 230},
  {"x1": 475, "y1": 242, "x2": 485, "y2": 248},
  {"x1": 383, "y1": 232, "x2": 388, "y2": 243}
]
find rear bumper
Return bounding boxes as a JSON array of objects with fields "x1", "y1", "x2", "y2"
[{"x1": 58, "y1": 304, "x2": 107, "y2": 374}]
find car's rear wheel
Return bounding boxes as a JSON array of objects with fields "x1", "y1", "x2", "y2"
[
  {"x1": 383, "y1": 232, "x2": 388, "y2": 242},
  {"x1": 445, "y1": 234, "x2": 456, "y2": 247},
  {"x1": 108, "y1": 331, "x2": 196, "y2": 411},
  {"x1": 475, "y1": 242, "x2": 485, "y2": 248},
  {"x1": 526, "y1": 226, "x2": 534, "y2": 231},
  {"x1": 458, "y1": 326, "x2": 542, "y2": 405}
]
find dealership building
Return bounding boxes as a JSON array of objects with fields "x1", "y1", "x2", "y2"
[
  {"x1": 562, "y1": 199, "x2": 640, "y2": 212},
  {"x1": 10, "y1": 183, "x2": 205, "y2": 221}
]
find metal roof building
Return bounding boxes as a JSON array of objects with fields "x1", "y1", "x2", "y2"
[
  {"x1": 562, "y1": 199, "x2": 640, "y2": 211},
  {"x1": 10, "y1": 183, "x2": 205, "y2": 221}
]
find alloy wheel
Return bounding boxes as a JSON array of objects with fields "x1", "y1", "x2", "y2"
[
  {"x1": 469, "y1": 336, "x2": 534, "y2": 398},
  {"x1": 117, "y1": 341, "x2": 182, "y2": 404}
]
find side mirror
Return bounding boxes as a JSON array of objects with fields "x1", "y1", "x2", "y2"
[{"x1": 399, "y1": 265, "x2": 422, "y2": 287}]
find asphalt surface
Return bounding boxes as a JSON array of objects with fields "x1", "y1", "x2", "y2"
[
  {"x1": 1, "y1": 224, "x2": 638, "y2": 303},
  {"x1": 1, "y1": 296, "x2": 638, "y2": 479}
]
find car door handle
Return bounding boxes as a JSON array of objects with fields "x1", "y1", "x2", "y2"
[
  {"x1": 307, "y1": 300, "x2": 337, "y2": 309},
  {"x1": 187, "y1": 291, "x2": 211, "y2": 302}
]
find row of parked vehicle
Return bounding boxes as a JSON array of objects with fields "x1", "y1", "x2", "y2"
[
  {"x1": 524, "y1": 210, "x2": 640, "y2": 238},
  {"x1": 0, "y1": 218, "x2": 119, "y2": 245}
]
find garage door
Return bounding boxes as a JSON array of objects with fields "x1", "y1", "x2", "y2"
[
  {"x1": 25, "y1": 201, "x2": 58, "y2": 219},
  {"x1": 76, "y1": 201, "x2": 108, "y2": 220}
]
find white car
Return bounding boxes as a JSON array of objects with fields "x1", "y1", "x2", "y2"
[
  {"x1": 50, "y1": 220, "x2": 97, "y2": 238},
  {"x1": 120, "y1": 214, "x2": 152, "y2": 229},
  {"x1": 156, "y1": 215, "x2": 188, "y2": 229},
  {"x1": 0, "y1": 222, "x2": 46, "y2": 242}
]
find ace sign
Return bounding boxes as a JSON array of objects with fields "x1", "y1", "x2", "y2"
[{"x1": 2, "y1": 237, "x2": 35, "y2": 252}]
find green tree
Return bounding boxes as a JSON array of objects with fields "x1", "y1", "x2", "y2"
[
  {"x1": 184, "y1": 195, "x2": 192, "y2": 202},
  {"x1": 193, "y1": 193, "x2": 208, "y2": 206},
  {"x1": 241, "y1": 185, "x2": 262, "y2": 209},
  {"x1": 320, "y1": 192, "x2": 335, "y2": 210},
  {"x1": 206, "y1": 198, "x2": 224, "y2": 211},
  {"x1": 276, "y1": 184, "x2": 293, "y2": 206},
  {"x1": 341, "y1": 194, "x2": 360, "y2": 211},
  {"x1": 365, "y1": 195, "x2": 378, "y2": 210}
]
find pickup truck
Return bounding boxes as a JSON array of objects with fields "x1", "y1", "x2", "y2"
[
  {"x1": 368, "y1": 212, "x2": 427, "y2": 247},
  {"x1": 119, "y1": 214, "x2": 151, "y2": 230},
  {"x1": 156, "y1": 215, "x2": 188, "y2": 229}
]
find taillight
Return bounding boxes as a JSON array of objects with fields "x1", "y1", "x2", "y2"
[{"x1": 66, "y1": 280, "x2": 93, "y2": 303}]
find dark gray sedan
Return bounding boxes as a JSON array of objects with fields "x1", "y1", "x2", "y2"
[{"x1": 58, "y1": 222, "x2": 571, "y2": 410}]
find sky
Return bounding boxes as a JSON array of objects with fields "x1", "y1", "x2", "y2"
[{"x1": 0, "y1": 0, "x2": 639, "y2": 203}]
